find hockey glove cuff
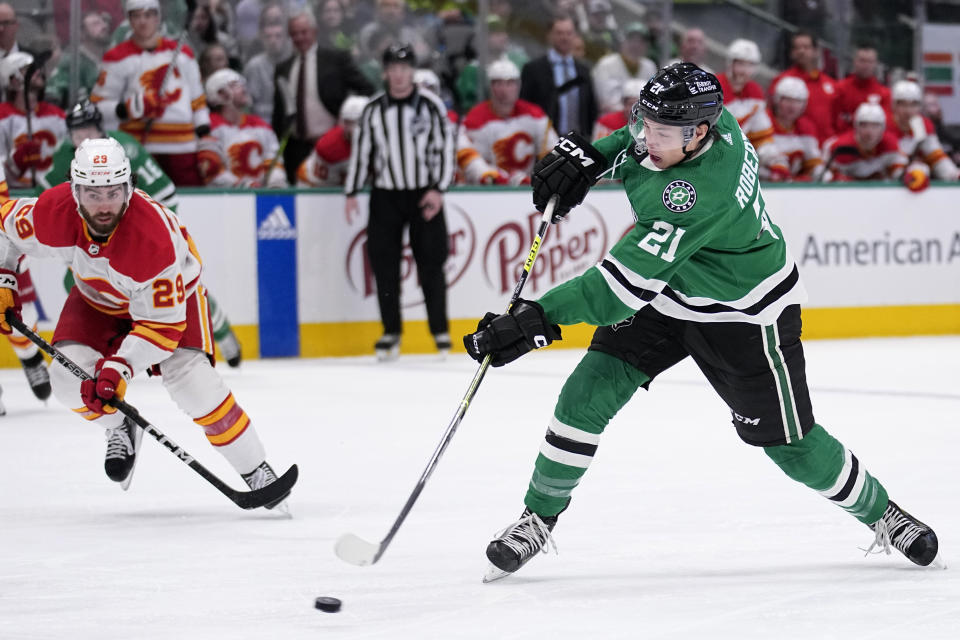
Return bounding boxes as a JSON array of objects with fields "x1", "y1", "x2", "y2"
[
  {"x1": 0, "y1": 269, "x2": 21, "y2": 335},
  {"x1": 81, "y1": 357, "x2": 132, "y2": 415},
  {"x1": 531, "y1": 131, "x2": 607, "y2": 223},
  {"x1": 463, "y1": 299, "x2": 561, "y2": 367}
]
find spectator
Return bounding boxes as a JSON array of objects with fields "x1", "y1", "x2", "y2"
[
  {"x1": 91, "y1": 0, "x2": 210, "y2": 186},
  {"x1": 455, "y1": 15, "x2": 528, "y2": 113},
  {"x1": 46, "y1": 11, "x2": 112, "y2": 108},
  {"x1": 766, "y1": 76, "x2": 821, "y2": 180},
  {"x1": 357, "y1": 0, "x2": 430, "y2": 64},
  {"x1": 922, "y1": 91, "x2": 960, "y2": 166},
  {"x1": 243, "y1": 19, "x2": 291, "y2": 123},
  {"x1": 0, "y1": 53, "x2": 65, "y2": 188},
  {"x1": 833, "y1": 44, "x2": 891, "y2": 134},
  {"x1": 236, "y1": 0, "x2": 286, "y2": 59},
  {"x1": 593, "y1": 77, "x2": 644, "y2": 141},
  {"x1": 0, "y1": 2, "x2": 24, "y2": 58},
  {"x1": 888, "y1": 80, "x2": 959, "y2": 181},
  {"x1": 592, "y1": 22, "x2": 657, "y2": 114},
  {"x1": 109, "y1": 0, "x2": 188, "y2": 46},
  {"x1": 200, "y1": 43, "x2": 231, "y2": 81},
  {"x1": 718, "y1": 38, "x2": 788, "y2": 181},
  {"x1": 319, "y1": 0, "x2": 354, "y2": 52},
  {"x1": 53, "y1": 1, "x2": 123, "y2": 48},
  {"x1": 769, "y1": 31, "x2": 837, "y2": 143},
  {"x1": 819, "y1": 103, "x2": 904, "y2": 182},
  {"x1": 273, "y1": 9, "x2": 373, "y2": 185},
  {"x1": 413, "y1": 68, "x2": 457, "y2": 123},
  {"x1": 457, "y1": 59, "x2": 557, "y2": 185},
  {"x1": 344, "y1": 44, "x2": 455, "y2": 360},
  {"x1": 358, "y1": 26, "x2": 398, "y2": 89},
  {"x1": 186, "y1": 3, "x2": 239, "y2": 69},
  {"x1": 670, "y1": 27, "x2": 712, "y2": 72},
  {"x1": 520, "y1": 16, "x2": 597, "y2": 138},
  {"x1": 199, "y1": 69, "x2": 287, "y2": 188},
  {"x1": 581, "y1": 0, "x2": 619, "y2": 64},
  {"x1": 296, "y1": 94, "x2": 367, "y2": 187}
]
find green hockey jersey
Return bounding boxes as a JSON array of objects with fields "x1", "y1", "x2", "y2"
[
  {"x1": 537, "y1": 109, "x2": 807, "y2": 327},
  {"x1": 39, "y1": 131, "x2": 178, "y2": 211}
]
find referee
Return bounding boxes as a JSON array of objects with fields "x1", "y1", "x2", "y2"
[{"x1": 344, "y1": 44, "x2": 455, "y2": 361}]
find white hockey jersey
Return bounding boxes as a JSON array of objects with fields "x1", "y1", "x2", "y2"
[
  {"x1": 0, "y1": 102, "x2": 67, "y2": 187},
  {"x1": 765, "y1": 110, "x2": 822, "y2": 180},
  {"x1": 91, "y1": 38, "x2": 210, "y2": 154},
  {"x1": 296, "y1": 124, "x2": 352, "y2": 187},
  {"x1": 0, "y1": 184, "x2": 205, "y2": 372},
  {"x1": 457, "y1": 99, "x2": 557, "y2": 184},
  {"x1": 200, "y1": 112, "x2": 286, "y2": 187},
  {"x1": 889, "y1": 115, "x2": 960, "y2": 181},
  {"x1": 717, "y1": 75, "x2": 788, "y2": 178}
]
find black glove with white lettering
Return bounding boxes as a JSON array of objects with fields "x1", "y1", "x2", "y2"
[
  {"x1": 532, "y1": 131, "x2": 608, "y2": 223},
  {"x1": 463, "y1": 299, "x2": 562, "y2": 367}
]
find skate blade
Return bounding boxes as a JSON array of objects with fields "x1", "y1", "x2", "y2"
[
  {"x1": 482, "y1": 563, "x2": 511, "y2": 583},
  {"x1": 928, "y1": 552, "x2": 947, "y2": 570},
  {"x1": 272, "y1": 500, "x2": 293, "y2": 519},
  {"x1": 375, "y1": 346, "x2": 400, "y2": 362},
  {"x1": 120, "y1": 423, "x2": 145, "y2": 492}
]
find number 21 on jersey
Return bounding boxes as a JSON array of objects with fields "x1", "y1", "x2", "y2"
[{"x1": 638, "y1": 221, "x2": 685, "y2": 263}]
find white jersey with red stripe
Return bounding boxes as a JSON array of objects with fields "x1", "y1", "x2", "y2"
[
  {"x1": 889, "y1": 115, "x2": 960, "y2": 181},
  {"x1": 718, "y1": 75, "x2": 787, "y2": 177},
  {"x1": 201, "y1": 112, "x2": 285, "y2": 187},
  {"x1": 0, "y1": 102, "x2": 67, "y2": 187},
  {"x1": 297, "y1": 124, "x2": 352, "y2": 187},
  {"x1": 766, "y1": 110, "x2": 822, "y2": 179},
  {"x1": 91, "y1": 38, "x2": 210, "y2": 154},
  {"x1": 457, "y1": 99, "x2": 558, "y2": 184},
  {"x1": 0, "y1": 183, "x2": 204, "y2": 373}
]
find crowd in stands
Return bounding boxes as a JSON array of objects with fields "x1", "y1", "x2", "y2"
[{"x1": 1, "y1": 0, "x2": 958, "y2": 193}]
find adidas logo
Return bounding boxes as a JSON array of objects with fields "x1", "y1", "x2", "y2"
[{"x1": 257, "y1": 205, "x2": 296, "y2": 240}]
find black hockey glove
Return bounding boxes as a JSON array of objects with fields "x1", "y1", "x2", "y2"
[
  {"x1": 531, "y1": 131, "x2": 608, "y2": 223},
  {"x1": 463, "y1": 299, "x2": 561, "y2": 367}
]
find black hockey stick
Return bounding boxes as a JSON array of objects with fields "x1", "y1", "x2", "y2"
[
  {"x1": 22, "y1": 50, "x2": 53, "y2": 188},
  {"x1": 5, "y1": 312, "x2": 298, "y2": 510},
  {"x1": 334, "y1": 195, "x2": 559, "y2": 566}
]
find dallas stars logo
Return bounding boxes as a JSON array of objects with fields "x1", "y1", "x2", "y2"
[{"x1": 662, "y1": 180, "x2": 697, "y2": 213}]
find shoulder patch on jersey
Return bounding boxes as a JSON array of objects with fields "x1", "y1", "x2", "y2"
[{"x1": 662, "y1": 180, "x2": 697, "y2": 213}]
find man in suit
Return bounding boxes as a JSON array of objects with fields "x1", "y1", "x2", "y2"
[
  {"x1": 273, "y1": 9, "x2": 373, "y2": 184},
  {"x1": 520, "y1": 15, "x2": 597, "y2": 138}
]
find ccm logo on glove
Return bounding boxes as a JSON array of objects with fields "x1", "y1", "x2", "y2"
[{"x1": 557, "y1": 136, "x2": 597, "y2": 168}]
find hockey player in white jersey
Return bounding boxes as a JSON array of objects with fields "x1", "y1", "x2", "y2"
[
  {"x1": 457, "y1": 60, "x2": 557, "y2": 185},
  {"x1": 0, "y1": 139, "x2": 293, "y2": 508},
  {"x1": 766, "y1": 76, "x2": 822, "y2": 180},
  {"x1": 716, "y1": 38, "x2": 788, "y2": 180},
  {"x1": 0, "y1": 52, "x2": 67, "y2": 189},
  {"x1": 297, "y1": 95, "x2": 368, "y2": 187},
  {"x1": 888, "y1": 80, "x2": 959, "y2": 182},
  {"x1": 199, "y1": 69, "x2": 287, "y2": 188},
  {"x1": 91, "y1": 0, "x2": 210, "y2": 186}
]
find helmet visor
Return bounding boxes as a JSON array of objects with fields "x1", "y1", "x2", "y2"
[{"x1": 629, "y1": 102, "x2": 695, "y2": 161}]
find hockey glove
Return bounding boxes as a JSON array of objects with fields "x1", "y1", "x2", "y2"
[
  {"x1": 463, "y1": 299, "x2": 561, "y2": 367},
  {"x1": 531, "y1": 131, "x2": 607, "y2": 223},
  {"x1": 81, "y1": 357, "x2": 132, "y2": 416},
  {"x1": 903, "y1": 162, "x2": 930, "y2": 192},
  {"x1": 126, "y1": 89, "x2": 166, "y2": 120},
  {"x1": 12, "y1": 140, "x2": 42, "y2": 174},
  {"x1": 0, "y1": 269, "x2": 21, "y2": 335}
]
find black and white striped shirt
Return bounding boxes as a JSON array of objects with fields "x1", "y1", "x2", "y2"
[{"x1": 344, "y1": 89, "x2": 455, "y2": 194}]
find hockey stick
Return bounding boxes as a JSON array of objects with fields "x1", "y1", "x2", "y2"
[
  {"x1": 140, "y1": 31, "x2": 187, "y2": 145},
  {"x1": 334, "y1": 195, "x2": 559, "y2": 566},
  {"x1": 22, "y1": 50, "x2": 53, "y2": 188},
  {"x1": 5, "y1": 312, "x2": 299, "y2": 510}
]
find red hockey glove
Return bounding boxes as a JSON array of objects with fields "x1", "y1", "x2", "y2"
[
  {"x1": 80, "y1": 357, "x2": 132, "y2": 416},
  {"x1": 0, "y1": 268, "x2": 21, "y2": 335},
  {"x1": 903, "y1": 163, "x2": 930, "y2": 193},
  {"x1": 127, "y1": 89, "x2": 167, "y2": 120},
  {"x1": 12, "y1": 140, "x2": 42, "y2": 173},
  {"x1": 479, "y1": 169, "x2": 510, "y2": 185}
]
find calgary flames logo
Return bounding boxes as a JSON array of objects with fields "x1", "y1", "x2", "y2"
[
  {"x1": 492, "y1": 132, "x2": 535, "y2": 173},
  {"x1": 140, "y1": 64, "x2": 182, "y2": 104},
  {"x1": 228, "y1": 140, "x2": 265, "y2": 179}
]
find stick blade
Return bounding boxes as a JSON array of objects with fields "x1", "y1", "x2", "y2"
[
  {"x1": 335, "y1": 533, "x2": 382, "y2": 566},
  {"x1": 233, "y1": 464, "x2": 299, "y2": 510}
]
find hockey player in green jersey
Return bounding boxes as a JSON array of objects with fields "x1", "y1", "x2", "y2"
[
  {"x1": 465, "y1": 63, "x2": 941, "y2": 581},
  {"x1": 41, "y1": 100, "x2": 245, "y2": 367}
]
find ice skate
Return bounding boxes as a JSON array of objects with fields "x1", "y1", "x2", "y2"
[
  {"x1": 0, "y1": 384, "x2": 6, "y2": 416},
  {"x1": 865, "y1": 500, "x2": 944, "y2": 568},
  {"x1": 483, "y1": 508, "x2": 558, "y2": 583},
  {"x1": 433, "y1": 333, "x2": 451, "y2": 358},
  {"x1": 375, "y1": 334, "x2": 400, "y2": 361},
  {"x1": 21, "y1": 352, "x2": 51, "y2": 401},
  {"x1": 217, "y1": 329, "x2": 242, "y2": 368},
  {"x1": 104, "y1": 417, "x2": 140, "y2": 485},
  {"x1": 242, "y1": 461, "x2": 292, "y2": 515}
]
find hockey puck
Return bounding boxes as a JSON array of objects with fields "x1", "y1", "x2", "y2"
[{"x1": 314, "y1": 597, "x2": 342, "y2": 613}]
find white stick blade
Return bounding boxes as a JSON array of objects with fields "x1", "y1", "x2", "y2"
[{"x1": 334, "y1": 533, "x2": 381, "y2": 566}]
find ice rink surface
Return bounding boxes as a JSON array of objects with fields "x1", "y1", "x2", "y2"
[{"x1": 3, "y1": 336, "x2": 959, "y2": 639}]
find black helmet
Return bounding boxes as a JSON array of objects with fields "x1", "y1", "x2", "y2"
[
  {"x1": 66, "y1": 99, "x2": 103, "y2": 131},
  {"x1": 382, "y1": 43, "x2": 416, "y2": 67},
  {"x1": 634, "y1": 62, "x2": 724, "y2": 129}
]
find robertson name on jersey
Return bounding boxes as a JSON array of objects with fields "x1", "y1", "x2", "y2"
[
  {"x1": 536, "y1": 109, "x2": 807, "y2": 327},
  {"x1": 0, "y1": 184, "x2": 205, "y2": 372}
]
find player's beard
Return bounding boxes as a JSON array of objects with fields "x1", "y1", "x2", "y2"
[{"x1": 79, "y1": 202, "x2": 128, "y2": 239}]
